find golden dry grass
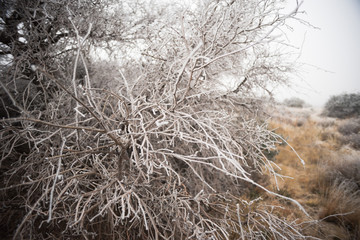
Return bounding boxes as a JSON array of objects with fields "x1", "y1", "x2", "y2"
[{"x1": 263, "y1": 106, "x2": 360, "y2": 239}]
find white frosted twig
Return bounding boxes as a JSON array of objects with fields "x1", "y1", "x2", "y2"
[
  {"x1": 68, "y1": 13, "x2": 93, "y2": 145},
  {"x1": 196, "y1": 0, "x2": 304, "y2": 69},
  {"x1": 47, "y1": 138, "x2": 66, "y2": 223},
  {"x1": 236, "y1": 203, "x2": 245, "y2": 240}
]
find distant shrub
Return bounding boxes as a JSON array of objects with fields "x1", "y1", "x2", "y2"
[
  {"x1": 295, "y1": 118, "x2": 306, "y2": 127},
  {"x1": 349, "y1": 134, "x2": 360, "y2": 149},
  {"x1": 328, "y1": 154, "x2": 360, "y2": 185},
  {"x1": 323, "y1": 93, "x2": 360, "y2": 119},
  {"x1": 283, "y1": 97, "x2": 306, "y2": 108},
  {"x1": 317, "y1": 119, "x2": 335, "y2": 128},
  {"x1": 336, "y1": 119, "x2": 360, "y2": 149},
  {"x1": 320, "y1": 130, "x2": 335, "y2": 142},
  {"x1": 340, "y1": 134, "x2": 360, "y2": 150},
  {"x1": 338, "y1": 119, "x2": 360, "y2": 135}
]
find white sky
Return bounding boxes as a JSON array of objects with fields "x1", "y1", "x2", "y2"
[{"x1": 275, "y1": 0, "x2": 360, "y2": 107}]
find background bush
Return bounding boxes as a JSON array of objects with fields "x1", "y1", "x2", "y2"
[
  {"x1": 338, "y1": 134, "x2": 360, "y2": 150},
  {"x1": 336, "y1": 118, "x2": 360, "y2": 149},
  {"x1": 338, "y1": 118, "x2": 360, "y2": 135},
  {"x1": 323, "y1": 93, "x2": 360, "y2": 118},
  {"x1": 283, "y1": 97, "x2": 306, "y2": 108}
]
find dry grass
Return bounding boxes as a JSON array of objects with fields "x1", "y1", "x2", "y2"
[
  {"x1": 265, "y1": 106, "x2": 360, "y2": 239},
  {"x1": 317, "y1": 153, "x2": 360, "y2": 237}
]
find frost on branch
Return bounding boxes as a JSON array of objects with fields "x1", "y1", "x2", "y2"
[{"x1": 0, "y1": 0, "x2": 307, "y2": 239}]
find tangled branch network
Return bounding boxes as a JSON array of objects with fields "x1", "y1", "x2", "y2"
[{"x1": 0, "y1": 0, "x2": 309, "y2": 239}]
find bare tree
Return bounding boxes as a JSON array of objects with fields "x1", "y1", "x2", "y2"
[{"x1": 0, "y1": 0, "x2": 308, "y2": 239}]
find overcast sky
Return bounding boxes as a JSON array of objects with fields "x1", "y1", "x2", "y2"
[{"x1": 275, "y1": 0, "x2": 360, "y2": 107}]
